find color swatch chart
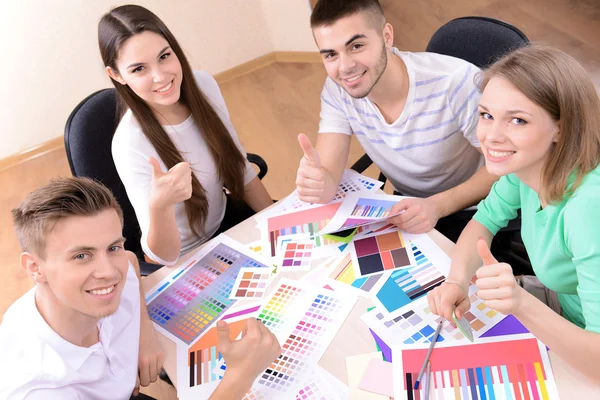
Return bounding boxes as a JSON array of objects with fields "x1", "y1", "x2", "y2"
[
  {"x1": 248, "y1": 279, "x2": 357, "y2": 398},
  {"x1": 186, "y1": 318, "x2": 247, "y2": 388},
  {"x1": 372, "y1": 241, "x2": 446, "y2": 313},
  {"x1": 266, "y1": 202, "x2": 341, "y2": 257},
  {"x1": 340, "y1": 197, "x2": 399, "y2": 229},
  {"x1": 230, "y1": 267, "x2": 273, "y2": 299},
  {"x1": 362, "y1": 285, "x2": 505, "y2": 349},
  {"x1": 327, "y1": 252, "x2": 386, "y2": 297},
  {"x1": 280, "y1": 241, "x2": 314, "y2": 271},
  {"x1": 392, "y1": 335, "x2": 559, "y2": 400},
  {"x1": 146, "y1": 241, "x2": 270, "y2": 345},
  {"x1": 295, "y1": 366, "x2": 349, "y2": 400},
  {"x1": 350, "y1": 230, "x2": 412, "y2": 277}
]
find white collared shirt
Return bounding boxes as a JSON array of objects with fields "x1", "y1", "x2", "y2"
[{"x1": 0, "y1": 264, "x2": 140, "y2": 400}]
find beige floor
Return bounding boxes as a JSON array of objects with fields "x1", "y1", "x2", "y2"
[{"x1": 1, "y1": 1, "x2": 599, "y2": 398}]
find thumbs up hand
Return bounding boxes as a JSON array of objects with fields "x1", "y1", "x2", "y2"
[
  {"x1": 295, "y1": 133, "x2": 327, "y2": 203},
  {"x1": 475, "y1": 237, "x2": 523, "y2": 315},
  {"x1": 148, "y1": 156, "x2": 193, "y2": 209}
]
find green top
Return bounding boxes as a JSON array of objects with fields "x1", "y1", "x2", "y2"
[{"x1": 474, "y1": 168, "x2": 600, "y2": 333}]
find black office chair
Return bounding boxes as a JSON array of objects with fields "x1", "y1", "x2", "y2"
[
  {"x1": 350, "y1": 17, "x2": 533, "y2": 275},
  {"x1": 64, "y1": 88, "x2": 269, "y2": 276}
]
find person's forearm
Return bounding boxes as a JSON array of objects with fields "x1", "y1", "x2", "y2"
[
  {"x1": 515, "y1": 290, "x2": 600, "y2": 384},
  {"x1": 430, "y1": 166, "x2": 498, "y2": 218},
  {"x1": 447, "y1": 219, "x2": 493, "y2": 287},
  {"x1": 209, "y1": 372, "x2": 253, "y2": 400},
  {"x1": 243, "y1": 177, "x2": 273, "y2": 212},
  {"x1": 147, "y1": 204, "x2": 181, "y2": 263}
]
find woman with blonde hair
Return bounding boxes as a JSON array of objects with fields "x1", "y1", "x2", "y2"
[{"x1": 428, "y1": 44, "x2": 600, "y2": 382}]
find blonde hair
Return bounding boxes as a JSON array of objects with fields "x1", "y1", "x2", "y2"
[
  {"x1": 12, "y1": 177, "x2": 123, "y2": 258},
  {"x1": 478, "y1": 44, "x2": 600, "y2": 204}
]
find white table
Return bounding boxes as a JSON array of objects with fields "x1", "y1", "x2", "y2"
[{"x1": 142, "y1": 212, "x2": 600, "y2": 398}]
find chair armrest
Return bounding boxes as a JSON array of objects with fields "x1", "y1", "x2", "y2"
[{"x1": 247, "y1": 153, "x2": 268, "y2": 180}]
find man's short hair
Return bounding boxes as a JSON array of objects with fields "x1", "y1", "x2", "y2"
[
  {"x1": 12, "y1": 177, "x2": 123, "y2": 258},
  {"x1": 310, "y1": 0, "x2": 385, "y2": 29}
]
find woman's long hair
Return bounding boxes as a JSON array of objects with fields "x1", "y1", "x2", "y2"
[
  {"x1": 98, "y1": 5, "x2": 246, "y2": 236},
  {"x1": 478, "y1": 44, "x2": 600, "y2": 204}
]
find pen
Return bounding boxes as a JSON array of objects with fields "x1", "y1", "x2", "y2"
[
  {"x1": 423, "y1": 360, "x2": 431, "y2": 400},
  {"x1": 414, "y1": 321, "x2": 442, "y2": 389}
]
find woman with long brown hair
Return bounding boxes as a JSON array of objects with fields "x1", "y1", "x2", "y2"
[
  {"x1": 98, "y1": 5, "x2": 273, "y2": 265},
  {"x1": 428, "y1": 44, "x2": 600, "y2": 382}
]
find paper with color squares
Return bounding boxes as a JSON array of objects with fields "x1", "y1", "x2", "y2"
[
  {"x1": 277, "y1": 240, "x2": 315, "y2": 271},
  {"x1": 369, "y1": 233, "x2": 451, "y2": 313},
  {"x1": 263, "y1": 202, "x2": 342, "y2": 257},
  {"x1": 392, "y1": 334, "x2": 560, "y2": 400},
  {"x1": 320, "y1": 193, "x2": 405, "y2": 234},
  {"x1": 325, "y1": 251, "x2": 388, "y2": 298},
  {"x1": 349, "y1": 229, "x2": 415, "y2": 277},
  {"x1": 144, "y1": 234, "x2": 271, "y2": 345},
  {"x1": 175, "y1": 302, "x2": 261, "y2": 400},
  {"x1": 239, "y1": 279, "x2": 358, "y2": 399},
  {"x1": 229, "y1": 267, "x2": 274, "y2": 300},
  {"x1": 265, "y1": 169, "x2": 384, "y2": 215},
  {"x1": 294, "y1": 365, "x2": 349, "y2": 400},
  {"x1": 363, "y1": 285, "x2": 505, "y2": 348},
  {"x1": 453, "y1": 305, "x2": 474, "y2": 342}
]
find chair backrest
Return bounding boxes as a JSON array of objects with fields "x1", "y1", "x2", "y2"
[
  {"x1": 426, "y1": 16, "x2": 530, "y2": 69},
  {"x1": 64, "y1": 88, "x2": 145, "y2": 259}
]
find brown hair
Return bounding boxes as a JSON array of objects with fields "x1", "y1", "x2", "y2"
[
  {"x1": 98, "y1": 5, "x2": 246, "y2": 237},
  {"x1": 478, "y1": 44, "x2": 600, "y2": 204},
  {"x1": 12, "y1": 177, "x2": 123, "y2": 258},
  {"x1": 310, "y1": 0, "x2": 385, "y2": 29}
]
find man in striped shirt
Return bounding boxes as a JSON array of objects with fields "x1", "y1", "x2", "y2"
[{"x1": 296, "y1": 0, "x2": 498, "y2": 241}]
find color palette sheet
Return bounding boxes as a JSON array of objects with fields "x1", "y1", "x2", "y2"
[
  {"x1": 175, "y1": 302, "x2": 262, "y2": 400},
  {"x1": 264, "y1": 202, "x2": 341, "y2": 257},
  {"x1": 349, "y1": 229, "x2": 414, "y2": 277},
  {"x1": 321, "y1": 193, "x2": 405, "y2": 234},
  {"x1": 242, "y1": 279, "x2": 358, "y2": 398},
  {"x1": 268, "y1": 169, "x2": 384, "y2": 215},
  {"x1": 325, "y1": 252, "x2": 388, "y2": 297},
  {"x1": 144, "y1": 235, "x2": 270, "y2": 345},
  {"x1": 362, "y1": 285, "x2": 506, "y2": 349},
  {"x1": 277, "y1": 240, "x2": 315, "y2": 271},
  {"x1": 370, "y1": 233, "x2": 451, "y2": 313},
  {"x1": 230, "y1": 267, "x2": 273, "y2": 299},
  {"x1": 392, "y1": 334, "x2": 559, "y2": 400}
]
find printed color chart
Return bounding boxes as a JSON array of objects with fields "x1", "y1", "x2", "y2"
[
  {"x1": 351, "y1": 230, "x2": 411, "y2": 276},
  {"x1": 186, "y1": 318, "x2": 247, "y2": 388},
  {"x1": 340, "y1": 197, "x2": 399, "y2": 230},
  {"x1": 248, "y1": 279, "x2": 357, "y2": 398},
  {"x1": 230, "y1": 267, "x2": 273, "y2": 299},
  {"x1": 327, "y1": 252, "x2": 386, "y2": 296},
  {"x1": 373, "y1": 241, "x2": 445, "y2": 313},
  {"x1": 280, "y1": 241, "x2": 314, "y2": 271},
  {"x1": 362, "y1": 285, "x2": 505, "y2": 348},
  {"x1": 393, "y1": 335, "x2": 559, "y2": 400},
  {"x1": 146, "y1": 239, "x2": 270, "y2": 345},
  {"x1": 266, "y1": 202, "x2": 341, "y2": 256}
]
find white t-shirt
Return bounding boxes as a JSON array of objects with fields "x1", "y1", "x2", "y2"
[
  {"x1": 0, "y1": 264, "x2": 140, "y2": 400},
  {"x1": 319, "y1": 48, "x2": 484, "y2": 198},
  {"x1": 112, "y1": 70, "x2": 257, "y2": 265}
]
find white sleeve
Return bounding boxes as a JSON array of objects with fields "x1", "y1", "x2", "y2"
[
  {"x1": 111, "y1": 123, "x2": 178, "y2": 266},
  {"x1": 447, "y1": 62, "x2": 482, "y2": 147},
  {"x1": 21, "y1": 388, "x2": 80, "y2": 400},
  {"x1": 318, "y1": 78, "x2": 353, "y2": 135},
  {"x1": 193, "y1": 71, "x2": 257, "y2": 185}
]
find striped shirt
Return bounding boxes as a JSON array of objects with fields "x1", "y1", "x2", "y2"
[{"x1": 319, "y1": 48, "x2": 484, "y2": 198}]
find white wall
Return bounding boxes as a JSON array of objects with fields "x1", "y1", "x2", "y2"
[{"x1": 0, "y1": 0, "x2": 315, "y2": 160}]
